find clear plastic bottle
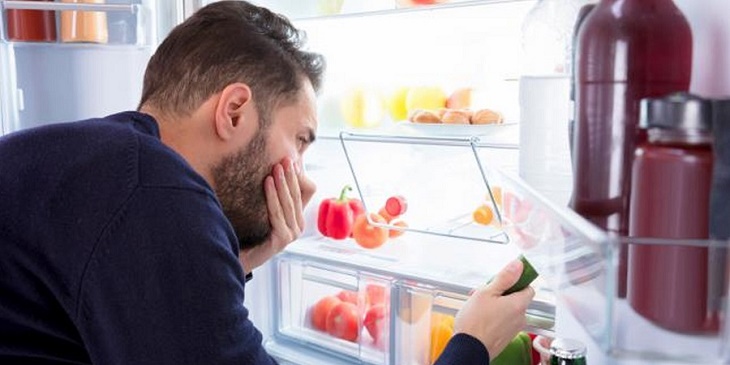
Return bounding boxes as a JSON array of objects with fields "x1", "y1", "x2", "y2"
[{"x1": 518, "y1": 0, "x2": 588, "y2": 207}]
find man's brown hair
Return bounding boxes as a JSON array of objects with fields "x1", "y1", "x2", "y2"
[{"x1": 138, "y1": 1, "x2": 325, "y2": 122}]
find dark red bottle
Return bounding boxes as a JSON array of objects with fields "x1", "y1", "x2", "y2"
[
  {"x1": 628, "y1": 93, "x2": 716, "y2": 334},
  {"x1": 570, "y1": 0, "x2": 693, "y2": 297},
  {"x1": 6, "y1": 0, "x2": 57, "y2": 42}
]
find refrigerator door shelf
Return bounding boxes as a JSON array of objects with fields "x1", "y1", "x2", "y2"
[
  {"x1": 255, "y1": 0, "x2": 529, "y2": 22},
  {"x1": 1, "y1": 0, "x2": 156, "y2": 46},
  {"x1": 275, "y1": 253, "x2": 393, "y2": 365},
  {"x1": 273, "y1": 250, "x2": 555, "y2": 365}
]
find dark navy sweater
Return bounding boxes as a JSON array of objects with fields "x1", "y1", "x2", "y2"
[{"x1": 0, "y1": 112, "x2": 489, "y2": 364}]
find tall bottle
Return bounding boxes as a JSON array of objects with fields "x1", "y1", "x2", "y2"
[
  {"x1": 518, "y1": 0, "x2": 586, "y2": 207},
  {"x1": 569, "y1": 0, "x2": 693, "y2": 297}
]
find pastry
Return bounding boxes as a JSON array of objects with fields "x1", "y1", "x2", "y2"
[
  {"x1": 410, "y1": 109, "x2": 441, "y2": 124},
  {"x1": 441, "y1": 109, "x2": 472, "y2": 124},
  {"x1": 470, "y1": 109, "x2": 503, "y2": 125}
]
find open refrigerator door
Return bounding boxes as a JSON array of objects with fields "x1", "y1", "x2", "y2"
[{"x1": 0, "y1": 0, "x2": 187, "y2": 134}]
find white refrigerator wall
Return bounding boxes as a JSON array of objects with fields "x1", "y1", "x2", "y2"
[{"x1": 677, "y1": 0, "x2": 730, "y2": 98}]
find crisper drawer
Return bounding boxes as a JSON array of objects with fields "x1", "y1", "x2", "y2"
[
  {"x1": 274, "y1": 254, "x2": 393, "y2": 364},
  {"x1": 271, "y1": 251, "x2": 555, "y2": 365}
]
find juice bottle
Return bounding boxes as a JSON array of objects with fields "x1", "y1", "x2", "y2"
[
  {"x1": 60, "y1": 0, "x2": 109, "y2": 44},
  {"x1": 6, "y1": 0, "x2": 57, "y2": 42},
  {"x1": 570, "y1": 0, "x2": 693, "y2": 297},
  {"x1": 628, "y1": 93, "x2": 716, "y2": 333}
]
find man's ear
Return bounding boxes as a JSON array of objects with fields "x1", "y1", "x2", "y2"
[{"x1": 214, "y1": 83, "x2": 253, "y2": 141}]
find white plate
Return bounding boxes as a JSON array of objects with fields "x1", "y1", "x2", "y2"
[{"x1": 391, "y1": 121, "x2": 517, "y2": 137}]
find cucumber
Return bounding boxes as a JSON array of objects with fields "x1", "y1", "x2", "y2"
[{"x1": 489, "y1": 254, "x2": 539, "y2": 295}]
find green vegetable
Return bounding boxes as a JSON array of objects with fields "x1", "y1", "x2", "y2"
[
  {"x1": 491, "y1": 331, "x2": 533, "y2": 365},
  {"x1": 488, "y1": 254, "x2": 539, "y2": 295}
]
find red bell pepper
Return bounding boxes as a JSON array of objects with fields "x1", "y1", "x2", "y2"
[{"x1": 317, "y1": 185, "x2": 364, "y2": 240}]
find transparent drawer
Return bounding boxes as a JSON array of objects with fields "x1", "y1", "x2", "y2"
[
  {"x1": 393, "y1": 282, "x2": 462, "y2": 365},
  {"x1": 275, "y1": 254, "x2": 392, "y2": 364},
  {"x1": 273, "y1": 247, "x2": 556, "y2": 364}
]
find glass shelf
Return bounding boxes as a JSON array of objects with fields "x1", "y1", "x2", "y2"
[
  {"x1": 252, "y1": 0, "x2": 534, "y2": 22},
  {"x1": 339, "y1": 132, "x2": 514, "y2": 244}
]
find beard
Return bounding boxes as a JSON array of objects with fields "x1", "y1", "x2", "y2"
[{"x1": 212, "y1": 130, "x2": 272, "y2": 250}]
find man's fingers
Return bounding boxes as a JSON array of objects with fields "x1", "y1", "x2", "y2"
[
  {"x1": 265, "y1": 175, "x2": 287, "y2": 234},
  {"x1": 486, "y1": 259, "x2": 523, "y2": 295},
  {"x1": 273, "y1": 164, "x2": 297, "y2": 231},
  {"x1": 509, "y1": 285, "x2": 536, "y2": 312},
  {"x1": 284, "y1": 160, "x2": 304, "y2": 232}
]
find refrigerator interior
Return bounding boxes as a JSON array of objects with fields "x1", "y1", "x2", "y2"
[
  {"x1": 1, "y1": 0, "x2": 729, "y2": 364},
  {"x1": 244, "y1": 0, "x2": 730, "y2": 365}
]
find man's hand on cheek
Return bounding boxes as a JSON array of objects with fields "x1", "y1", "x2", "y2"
[
  {"x1": 239, "y1": 157, "x2": 315, "y2": 275},
  {"x1": 263, "y1": 157, "x2": 303, "y2": 249}
]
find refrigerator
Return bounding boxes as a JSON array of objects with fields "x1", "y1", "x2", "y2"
[{"x1": 2, "y1": 1, "x2": 729, "y2": 364}]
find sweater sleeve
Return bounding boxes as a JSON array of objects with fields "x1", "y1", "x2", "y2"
[
  {"x1": 74, "y1": 186, "x2": 277, "y2": 365},
  {"x1": 434, "y1": 333, "x2": 491, "y2": 365}
]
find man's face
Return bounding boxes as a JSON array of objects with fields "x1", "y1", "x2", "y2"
[{"x1": 212, "y1": 83, "x2": 318, "y2": 250}]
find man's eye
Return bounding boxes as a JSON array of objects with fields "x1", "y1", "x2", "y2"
[{"x1": 297, "y1": 137, "x2": 308, "y2": 149}]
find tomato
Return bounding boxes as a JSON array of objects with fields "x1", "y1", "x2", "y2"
[
  {"x1": 385, "y1": 195, "x2": 408, "y2": 217},
  {"x1": 336, "y1": 290, "x2": 361, "y2": 305},
  {"x1": 365, "y1": 284, "x2": 388, "y2": 307},
  {"x1": 352, "y1": 213, "x2": 389, "y2": 249},
  {"x1": 388, "y1": 219, "x2": 408, "y2": 238},
  {"x1": 311, "y1": 296, "x2": 341, "y2": 332},
  {"x1": 326, "y1": 302, "x2": 360, "y2": 342},
  {"x1": 364, "y1": 304, "x2": 388, "y2": 344}
]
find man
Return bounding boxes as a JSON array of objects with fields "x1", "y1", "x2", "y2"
[{"x1": 0, "y1": 1, "x2": 534, "y2": 364}]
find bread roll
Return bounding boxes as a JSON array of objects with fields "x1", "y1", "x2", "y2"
[
  {"x1": 470, "y1": 109, "x2": 503, "y2": 125},
  {"x1": 410, "y1": 109, "x2": 441, "y2": 124},
  {"x1": 441, "y1": 109, "x2": 472, "y2": 124}
]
